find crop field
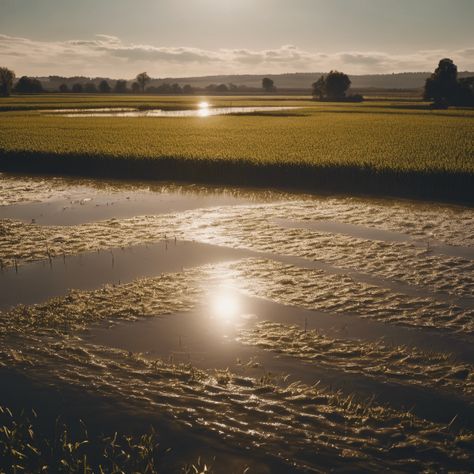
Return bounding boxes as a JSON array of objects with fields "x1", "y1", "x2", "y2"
[
  {"x1": 1, "y1": 174, "x2": 474, "y2": 472},
  {"x1": 0, "y1": 95, "x2": 474, "y2": 471},
  {"x1": 0, "y1": 94, "x2": 473, "y2": 201}
]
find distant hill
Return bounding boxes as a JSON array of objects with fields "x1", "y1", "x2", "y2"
[{"x1": 38, "y1": 71, "x2": 474, "y2": 92}]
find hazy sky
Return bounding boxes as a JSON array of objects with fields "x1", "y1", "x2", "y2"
[{"x1": 1, "y1": 0, "x2": 473, "y2": 77}]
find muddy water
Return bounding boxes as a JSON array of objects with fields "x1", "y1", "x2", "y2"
[
  {"x1": 0, "y1": 176, "x2": 268, "y2": 225},
  {"x1": 1, "y1": 173, "x2": 474, "y2": 469}
]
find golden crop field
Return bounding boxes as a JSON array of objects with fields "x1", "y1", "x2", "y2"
[{"x1": 0, "y1": 95, "x2": 473, "y2": 199}]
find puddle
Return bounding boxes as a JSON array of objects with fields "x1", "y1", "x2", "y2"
[
  {"x1": 0, "y1": 181, "x2": 268, "y2": 226},
  {"x1": 88, "y1": 290, "x2": 474, "y2": 365},
  {"x1": 87, "y1": 293, "x2": 474, "y2": 427},
  {"x1": 47, "y1": 106, "x2": 299, "y2": 118},
  {"x1": 0, "y1": 188, "x2": 261, "y2": 226},
  {"x1": 0, "y1": 241, "x2": 252, "y2": 310},
  {"x1": 3, "y1": 239, "x2": 470, "y2": 312}
]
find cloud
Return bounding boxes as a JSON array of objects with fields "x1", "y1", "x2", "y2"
[{"x1": 0, "y1": 33, "x2": 472, "y2": 77}]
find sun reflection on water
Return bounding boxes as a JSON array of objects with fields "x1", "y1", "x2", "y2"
[
  {"x1": 198, "y1": 101, "x2": 211, "y2": 117},
  {"x1": 210, "y1": 289, "x2": 240, "y2": 323}
]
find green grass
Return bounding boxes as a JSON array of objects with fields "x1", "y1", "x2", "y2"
[
  {"x1": 0, "y1": 405, "x2": 215, "y2": 473},
  {"x1": 0, "y1": 94, "x2": 473, "y2": 201}
]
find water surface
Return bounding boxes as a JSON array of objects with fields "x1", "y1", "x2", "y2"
[{"x1": 47, "y1": 106, "x2": 299, "y2": 118}]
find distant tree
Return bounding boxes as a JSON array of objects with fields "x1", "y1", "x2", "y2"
[
  {"x1": 83, "y1": 82, "x2": 97, "y2": 93},
  {"x1": 324, "y1": 71, "x2": 351, "y2": 99},
  {"x1": 98, "y1": 80, "x2": 111, "y2": 93},
  {"x1": 0, "y1": 67, "x2": 15, "y2": 97},
  {"x1": 84, "y1": 82, "x2": 98, "y2": 94},
  {"x1": 423, "y1": 58, "x2": 473, "y2": 107},
  {"x1": 228, "y1": 83, "x2": 238, "y2": 91},
  {"x1": 156, "y1": 83, "x2": 172, "y2": 94},
  {"x1": 131, "y1": 82, "x2": 140, "y2": 93},
  {"x1": 113, "y1": 80, "x2": 128, "y2": 93},
  {"x1": 59, "y1": 83, "x2": 69, "y2": 93},
  {"x1": 71, "y1": 83, "x2": 83, "y2": 93},
  {"x1": 171, "y1": 83, "x2": 182, "y2": 94},
  {"x1": 311, "y1": 76, "x2": 325, "y2": 100},
  {"x1": 136, "y1": 72, "x2": 150, "y2": 93},
  {"x1": 182, "y1": 84, "x2": 194, "y2": 94},
  {"x1": 13, "y1": 76, "x2": 44, "y2": 93},
  {"x1": 216, "y1": 83, "x2": 228, "y2": 92},
  {"x1": 262, "y1": 77, "x2": 275, "y2": 92}
]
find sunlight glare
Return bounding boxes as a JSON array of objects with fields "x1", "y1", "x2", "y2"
[
  {"x1": 210, "y1": 290, "x2": 240, "y2": 322},
  {"x1": 197, "y1": 101, "x2": 211, "y2": 117}
]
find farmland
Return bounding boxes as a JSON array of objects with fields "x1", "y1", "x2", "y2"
[
  {"x1": 1, "y1": 173, "x2": 474, "y2": 472},
  {"x1": 1, "y1": 94, "x2": 474, "y2": 472},
  {"x1": 0, "y1": 94, "x2": 473, "y2": 201}
]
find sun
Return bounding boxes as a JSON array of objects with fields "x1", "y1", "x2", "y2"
[{"x1": 198, "y1": 101, "x2": 210, "y2": 109}]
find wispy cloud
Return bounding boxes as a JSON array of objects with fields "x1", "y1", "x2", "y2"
[{"x1": 0, "y1": 33, "x2": 472, "y2": 77}]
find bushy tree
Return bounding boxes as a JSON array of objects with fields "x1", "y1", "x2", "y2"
[
  {"x1": 98, "y1": 80, "x2": 111, "y2": 93},
  {"x1": 312, "y1": 72, "x2": 353, "y2": 101},
  {"x1": 312, "y1": 76, "x2": 325, "y2": 100},
  {"x1": 325, "y1": 71, "x2": 351, "y2": 99},
  {"x1": 71, "y1": 83, "x2": 83, "y2": 93},
  {"x1": 136, "y1": 72, "x2": 150, "y2": 93},
  {"x1": 59, "y1": 83, "x2": 69, "y2": 93},
  {"x1": 424, "y1": 58, "x2": 474, "y2": 107},
  {"x1": 0, "y1": 67, "x2": 15, "y2": 97},
  {"x1": 13, "y1": 76, "x2": 43, "y2": 93},
  {"x1": 113, "y1": 80, "x2": 128, "y2": 93},
  {"x1": 262, "y1": 77, "x2": 275, "y2": 92},
  {"x1": 131, "y1": 82, "x2": 140, "y2": 93}
]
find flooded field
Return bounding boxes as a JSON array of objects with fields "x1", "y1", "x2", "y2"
[
  {"x1": 46, "y1": 105, "x2": 300, "y2": 118},
  {"x1": 1, "y1": 172, "x2": 474, "y2": 472}
]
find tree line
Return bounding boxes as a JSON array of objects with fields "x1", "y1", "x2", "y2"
[{"x1": 1, "y1": 60, "x2": 473, "y2": 107}]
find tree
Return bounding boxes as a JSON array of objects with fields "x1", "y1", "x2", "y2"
[
  {"x1": 98, "y1": 80, "x2": 111, "y2": 93},
  {"x1": 71, "y1": 83, "x2": 83, "y2": 93},
  {"x1": 171, "y1": 83, "x2": 182, "y2": 93},
  {"x1": 312, "y1": 76, "x2": 325, "y2": 100},
  {"x1": 0, "y1": 67, "x2": 15, "y2": 97},
  {"x1": 458, "y1": 76, "x2": 474, "y2": 106},
  {"x1": 13, "y1": 76, "x2": 43, "y2": 93},
  {"x1": 325, "y1": 71, "x2": 351, "y2": 99},
  {"x1": 182, "y1": 84, "x2": 194, "y2": 94},
  {"x1": 216, "y1": 83, "x2": 228, "y2": 92},
  {"x1": 262, "y1": 77, "x2": 275, "y2": 92},
  {"x1": 59, "y1": 84, "x2": 69, "y2": 93},
  {"x1": 423, "y1": 58, "x2": 470, "y2": 107},
  {"x1": 113, "y1": 80, "x2": 128, "y2": 93},
  {"x1": 131, "y1": 82, "x2": 140, "y2": 93},
  {"x1": 84, "y1": 82, "x2": 97, "y2": 93},
  {"x1": 136, "y1": 72, "x2": 150, "y2": 93}
]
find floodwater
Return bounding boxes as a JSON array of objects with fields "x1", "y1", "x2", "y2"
[
  {"x1": 46, "y1": 106, "x2": 299, "y2": 118},
  {"x1": 1, "y1": 173, "x2": 474, "y2": 471}
]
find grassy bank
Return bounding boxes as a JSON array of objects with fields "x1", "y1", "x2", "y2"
[{"x1": 0, "y1": 95, "x2": 473, "y2": 201}]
